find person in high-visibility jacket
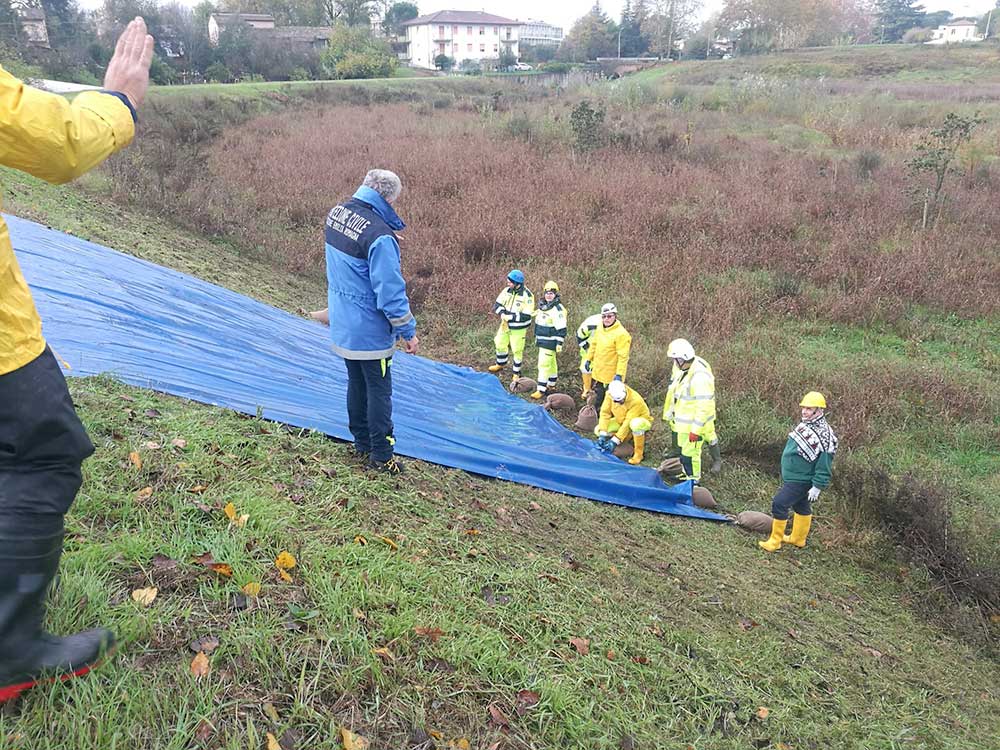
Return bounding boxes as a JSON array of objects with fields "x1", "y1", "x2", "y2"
[
  {"x1": 583, "y1": 303, "x2": 631, "y2": 408},
  {"x1": 575, "y1": 311, "x2": 601, "y2": 398},
  {"x1": 596, "y1": 380, "x2": 652, "y2": 465},
  {"x1": 759, "y1": 392, "x2": 837, "y2": 553},
  {"x1": 531, "y1": 280, "x2": 567, "y2": 399},
  {"x1": 661, "y1": 338, "x2": 717, "y2": 482},
  {"x1": 0, "y1": 18, "x2": 153, "y2": 703},
  {"x1": 488, "y1": 269, "x2": 534, "y2": 384}
]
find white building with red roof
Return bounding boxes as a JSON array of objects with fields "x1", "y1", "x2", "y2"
[{"x1": 402, "y1": 10, "x2": 523, "y2": 69}]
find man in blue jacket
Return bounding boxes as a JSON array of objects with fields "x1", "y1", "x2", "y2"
[{"x1": 325, "y1": 170, "x2": 418, "y2": 475}]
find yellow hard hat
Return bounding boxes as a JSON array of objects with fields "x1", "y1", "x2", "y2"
[
  {"x1": 544, "y1": 280, "x2": 559, "y2": 292},
  {"x1": 800, "y1": 391, "x2": 827, "y2": 409}
]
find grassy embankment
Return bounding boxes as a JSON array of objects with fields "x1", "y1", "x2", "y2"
[{"x1": 1, "y1": 45, "x2": 997, "y2": 749}]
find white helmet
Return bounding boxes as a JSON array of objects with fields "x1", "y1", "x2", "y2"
[
  {"x1": 608, "y1": 380, "x2": 627, "y2": 402},
  {"x1": 601, "y1": 303, "x2": 617, "y2": 315},
  {"x1": 667, "y1": 338, "x2": 695, "y2": 361}
]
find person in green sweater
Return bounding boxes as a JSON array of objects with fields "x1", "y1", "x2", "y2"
[{"x1": 760, "y1": 391, "x2": 838, "y2": 552}]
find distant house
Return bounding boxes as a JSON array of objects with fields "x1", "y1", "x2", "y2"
[
  {"x1": 927, "y1": 19, "x2": 983, "y2": 45},
  {"x1": 158, "y1": 26, "x2": 185, "y2": 59},
  {"x1": 520, "y1": 19, "x2": 562, "y2": 48},
  {"x1": 208, "y1": 12, "x2": 275, "y2": 45},
  {"x1": 252, "y1": 25, "x2": 335, "y2": 52},
  {"x1": 18, "y1": 7, "x2": 50, "y2": 49},
  {"x1": 402, "y1": 10, "x2": 522, "y2": 69}
]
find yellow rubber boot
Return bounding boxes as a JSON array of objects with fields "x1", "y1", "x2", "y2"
[
  {"x1": 581, "y1": 372, "x2": 593, "y2": 398},
  {"x1": 628, "y1": 434, "x2": 645, "y2": 465},
  {"x1": 531, "y1": 391, "x2": 543, "y2": 399},
  {"x1": 758, "y1": 518, "x2": 788, "y2": 553},
  {"x1": 782, "y1": 513, "x2": 813, "y2": 548},
  {"x1": 488, "y1": 364, "x2": 504, "y2": 373}
]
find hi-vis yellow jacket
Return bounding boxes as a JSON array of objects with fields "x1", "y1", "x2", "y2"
[
  {"x1": 599, "y1": 385, "x2": 651, "y2": 441},
  {"x1": 584, "y1": 320, "x2": 631, "y2": 384},
  {"x1": 662, "y1": 356, "x2": 716, "y2": 438},
  {"x1": 1, "y1": 65, "x2": 135, "y2": 376}
]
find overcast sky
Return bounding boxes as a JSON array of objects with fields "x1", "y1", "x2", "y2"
[{"x1": 73, "y1": 0, "x2": 999, "y2": 30}]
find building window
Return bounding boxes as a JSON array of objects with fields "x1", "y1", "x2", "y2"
[
  {"x1": 467, "y1": 25, "x2": 472, "y2": 34},
  {"x1": 480, "y1": 26, "x2": 485, "y2": 35},
  {"x1": 467, "y1": 43, "x2": 472, "y2": 51},
  {"x1": 494, "y1": 26, "x2": 499, "y2": 34},
  {"x1": 453, "y1": 25, "x2": 458, "y2": 35},
  {"x1": 493, "y1": 45, "x2": 498, "y2": 53},
  {"x1": 480, "y1": 43, "x2": 485, "y2": 52},
  {"x1": 505, "y1": 26, "x2": 512, "y2": 38}
]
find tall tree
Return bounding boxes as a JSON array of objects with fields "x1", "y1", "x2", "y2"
[
  {"x1": 618, "y1": 0, "x2": 648, "y2": 55},
  {"x1": 324, "y1": 0, "x2": 372, "y2": 26},
  {"x1": 876, "y1": 0, "x2": 925, "y2": 42},
  {"x1": 382, "y1": 1, "x2": 416, "y2": 36},
  {"x1": 643, "y1": 0, "x2": 702, "y2": 58},
  {"x1": 559, "y1": 2, "x2": 618, "y2": 62}
]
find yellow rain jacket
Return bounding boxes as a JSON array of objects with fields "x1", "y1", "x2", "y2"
[
  {"x1": 584, "y1": 319, "x2": 631, "y2": 384},
  {"x1": 1, "y1": 65, "x2": 135, "y2": 376},
  {"x1": 599, "y1": 385, "x2": 651, "y2": 442},
  {"x1": 662, "y1": 356, "x2": 716, "y2": 439}
]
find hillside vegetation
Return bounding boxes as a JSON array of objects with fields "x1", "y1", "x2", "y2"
[{"x1": 0, "y1": 44, "x2": 997, "y2": 749}]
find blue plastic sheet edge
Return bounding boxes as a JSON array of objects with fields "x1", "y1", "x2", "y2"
[{"x1": 10, "y1": 214, "x2": 726, "y2": 522}]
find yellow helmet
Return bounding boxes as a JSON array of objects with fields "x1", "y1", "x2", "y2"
[
  {"x1": 800, "y1": 391, "x2": 827, "y2": 409},
  {"x1": 543, "y1": 280, "x2": 559, "y2": 293}
]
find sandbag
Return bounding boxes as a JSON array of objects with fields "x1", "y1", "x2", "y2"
[
  {"x1": 657, "y1": 457, "x2": 683, "y2": 480},
  {"x1": 736, "y1": 510, "x2": 773, "y2": 534},
  {"x1": 612, "y1": 441, "x2": 634, "y2": 460},
  {"x1": 510, "y1": 377, "x2": 538, "y2": 394},
  {"x1": 543, "y1": 393, "x2": 576, "y2": 412},
  {"x1": 692, "y1": 486, "x2": 718, "y2": 509},
  {"x1": 575, "y1": 404, "x2": 598, "y2": 432}
]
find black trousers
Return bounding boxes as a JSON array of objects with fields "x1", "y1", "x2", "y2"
[
  {"x1": 770, "y1": 481, "x2": 812, "y2": 521},
  {"x1": 344, "y1": 356, "x2": 394, "y2": 463},
  {"x1": 0, "y1": 348, "x2": 93, "y2": 525}
]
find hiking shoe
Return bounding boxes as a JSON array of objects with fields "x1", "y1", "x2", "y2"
[{"x1": 367, "y1": 456, "x2": 404, "y2": 475}]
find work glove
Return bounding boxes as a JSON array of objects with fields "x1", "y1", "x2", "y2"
[
  {"x1": 613, "y1": 374, "x2": 623, "y2": 382},
  {"x1": 688, "y1": 432, "x2": 700, "y2": 443},
  {"x1": 597, "y1": 436, "x2": 612, "y2": 452},
  {"x1": 808, "y1": 487, "x2": 821, "y2": 503},
  {"x1": 610, "y1": 436, "x2": 621, "y2": 447}
]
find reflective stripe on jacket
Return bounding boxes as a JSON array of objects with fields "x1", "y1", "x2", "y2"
[
  {"x1": 662, "y1": 356, "x2": 716, "y2": 437},
  {"x1": 493, "y1": 286, "x2": 534, "y2": 330},
  {"x1": 584, "y1": 320, "x2": 631, "y2": 383},
  {"x1": 575, "y1": 313, "x2": 601, "y2": 350},
  {"x1": 534, "y1": 303, "x2": 567, "y2": 351},
  {"x1": 1, "y1": 66, "x2": 136, "y2": 375},
  {"x1": 599, "y1": 385, "x2": 651, "y2": 442}
]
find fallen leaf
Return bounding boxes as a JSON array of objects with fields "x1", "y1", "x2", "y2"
[
  {"x1": 354, "y1": 535, "x2": 368, "y2": 546},
  {"x1": 739, "y1": 618, "x2": 760, "y2": 632},
  {"x1": 487, "y1": 704, "x2": 510, "y2": 727},
  {"x1": 424, "y1": 658, "x2": 455, "y2": 672},
  {"x1": 538, "y1": 573, "x2": 561, "y2": 583},
  {"x1": 606, "y1": 650, "x2": 616, "y2": 660},
  {"x1": 466, "y1": 547, "x2": 481, "y2": 558},
  {"x1": 514, "y1": 689, "x2": 540, "y2": 715},
  {"x1": 131, "y1": 587, "x2": 158, "y2": 607},
  {"x1": 414, "y1": 626, "x2": 445, "y2": 642},
  {"x1": 229, "y1": 593, "x2": 249, "y2": 611},
  {"x1": 569, "y1": 637, "x2": 590, "y2": 656},
  {"x1": 378, "y1": 535, "x2": 398, "y2": 550},
  {"x1": 190, "y1": 651, "x2": 210, "y2": 678},
  {"x1": 340, "y1": 727, "x2": 370, "y2": 750},
  {"x1": 353, "y1": 607, "x2": 367, "y2": 621},
  {"x1": 262, "y1": 702, "x2": 280, "y2": 723},
  {"x1": 141, "y1": 441, "x2": 162, "y2": 450},
  {"x1": 371, "y1": 646, "x2": 395, "y2": 662},
  {"x1": 223, "y1": 502, "x2": 249, "y2": 528},
  {"x1": 144, "y1": 408, "x2": 162, "y2": 418},
  {"x1": 193, "y1": 720, "x2": 213, "y2": 743},
  {"x1": 193, "y1": 552, "x2": 233, "y2": 578},
  {"x1": 464, "y1": 528, "x2": 481, "y2": 536},
  {"x1": 631, "y1": 655, "x2": 650, "y2": 665},
  {"x1": 453, "y1": 740, "x2": 471, "y2": 750},
  {"x1": 189, "y1": 635, "x2": 220, "y2": 654},
  {"x1": 242, "y1": 581, "x2": 262, "y2": 597},
  {"x1": 528, "y1": 501, "x2": 542, "y2": 511},
  {"x1": 266, "y1": 733, "x2": 281, "y2": 750},
  {"x1": 275, "y1": 551, "x2": 297, "y2": 570},
  {"x1": 863, "y1": 646, "x2": 883, "y2": 659},
  {"x1": 757, "y1": 707, "x2": 770, "y2": 720},
  {"x1": 136, "y1": 486, "x2": 153, "y2": 500},
  {"x1": 991, "y1": 613, "x2": 1000, "y2": 624},
  {"x1": 189, "y1": 484, "x2": 208, "y2": 494},
  {"x1": 787, "y1": 628, "x2": 800, "y2": 640},
  {"x1": 171, "y1": 438, "x2": 188, "y2": 449},
  {"x1": 129, "y1": 451, "x2": 143, "y2": 470}
]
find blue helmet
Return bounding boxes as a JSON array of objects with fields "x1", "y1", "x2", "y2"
[{"x1": 507, "y1": 269, "x2": 525, "y2": 284}]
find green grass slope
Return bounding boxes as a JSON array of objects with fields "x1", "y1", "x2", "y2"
[{"x1": 2, "y1": 163, "x2": 998, "y2": 749}]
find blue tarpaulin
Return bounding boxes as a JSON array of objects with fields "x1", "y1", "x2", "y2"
[{"x1": 10, "y1": 214, "x2": 725, "y2": 521}]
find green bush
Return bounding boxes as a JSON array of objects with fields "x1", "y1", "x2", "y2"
[
  {"x1": 335, "y1": 51, "x2": 393, "y2": 80},
  {"x1": 205, "y1": 62, "x2": 232, "y2": 83}
]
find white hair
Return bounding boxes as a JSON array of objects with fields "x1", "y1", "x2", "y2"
[{"x1": 362, "y1": 169, "x2": 402, "y2": 204}]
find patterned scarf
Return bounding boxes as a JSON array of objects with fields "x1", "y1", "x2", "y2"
[
  {"x1": 537, "y1": 293, "x2": 561, "y2": 312},
  {"x1": 789, "y1": 415, "x2": 838, "y2": 463}
]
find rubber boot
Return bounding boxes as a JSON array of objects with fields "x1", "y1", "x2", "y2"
[
  {"x1": 708, "y1": 442, "x2": 722, "y2": 474},
  {"x1": 0, "y1": 525, "x2": 115, "y2": 703},
  {"x1": 581, "y1": 372, "x2": 593, "y2": 399},
  {"x1": 758, "y1": 519, "x2": 788, "y2": 553},
  {"x1": 782, "y1": 513, "x2": 813, "y2": 548},
  {"x1": 628, "y1": 434, "x2": 645, "y2": 465},
  {"x1": 531, "y1": 391, "x2": 543, "y2": 400},
  {"x1": 488, "y1": 363, "x2": 504, "y2": 373}
]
